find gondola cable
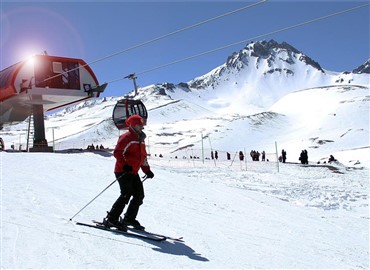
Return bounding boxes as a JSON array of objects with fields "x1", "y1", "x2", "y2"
[
  {"x1": 109, "y1": 2, "x2": 370, "y2": 81},
  {"x1": 86, "y1": 0, "x2": 269, "y2": 67},
  {"x1": 43, "y1": 0, "x2": 269, "y2": 86}
]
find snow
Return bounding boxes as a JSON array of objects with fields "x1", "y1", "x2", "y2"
[{"x1": 1, "y1": 151, "x2": 369, "y2": 268}]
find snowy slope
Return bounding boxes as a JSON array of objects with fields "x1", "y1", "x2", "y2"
[
  {"x1": 268, "y1": 85, "x2": 369, "y2": 162},
  {"x1": 1, "y1": 152, "x2": 369, "y2": 269}
]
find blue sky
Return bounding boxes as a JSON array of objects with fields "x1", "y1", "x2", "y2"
[{"x1": 1, "y1": 0, "x2": 369, "y2": 98}]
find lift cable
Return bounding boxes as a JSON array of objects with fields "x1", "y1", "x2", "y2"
[
  {"x1": 87, "y1": 0, "x2": 269, "y2": 67},
  {"x1": 42, "y1": 0, "x2": 268, "y2": 85},
  {"x1": 108, "y1": 2, "x2": 369, "y2": 83}
]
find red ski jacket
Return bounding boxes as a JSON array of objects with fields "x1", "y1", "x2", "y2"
[{"x1": 113, "y1": 128, "x2": 150, "y2": 174}]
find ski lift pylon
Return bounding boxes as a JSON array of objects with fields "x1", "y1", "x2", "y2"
[{"x1": 112, "y1": 98, "x2": 148, "y2": 130}]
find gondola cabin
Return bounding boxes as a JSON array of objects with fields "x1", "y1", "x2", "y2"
[
  {"x1": 0, "y1": 54, "x2": 106, "y2": 151},
  {"x1": 112, "y1": 99, "x2": 148, "y2": 130}
]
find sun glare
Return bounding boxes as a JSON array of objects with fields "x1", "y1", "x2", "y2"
[
  {"x1": 18, "y1": 47, "x2": 44, "y2": 68},
  {"x1": 26, "y1": 55, "x2": 36, "y2": 66},
  {"x1": 16, "y1": 45, "x2": 43, "y2": 64}
]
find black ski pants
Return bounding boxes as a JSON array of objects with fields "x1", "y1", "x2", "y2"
[{"x1": 109, "y1": 172, "x2": 144, "y2": 221}]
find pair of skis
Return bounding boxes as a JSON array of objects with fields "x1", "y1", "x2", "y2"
[{"x1": 76, "y1": 220, "x2": 183, "y2": 242}]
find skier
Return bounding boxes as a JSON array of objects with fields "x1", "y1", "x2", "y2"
[{"x1": 103, "y1": 115, "x2": 154, "y2": 231}]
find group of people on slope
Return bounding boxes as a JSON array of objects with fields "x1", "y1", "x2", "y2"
[
  {"x1": 250, "y1": 150, "x2": 266, "y2": 161},
  {"x1": 299, "y1": 149, "x2": 308, "y2": 164}
]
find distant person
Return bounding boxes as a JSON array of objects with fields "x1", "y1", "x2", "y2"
[
  {"x1": 103, "y1": 115, "x2": 154, "y2": 231},
  {"x1": 281, "y1": 149, "x2": 287, "y2": 163},
  {"x1": 303, "y1": 150, "x2": 308, "y2": 164},
  {"x1": 227, "y1": 152, "x2": 231, "y2": 160},
  {"x1": 261, "y1": 151, "x2": 266, "y2": 161},
  {"x1": 256, "y1": 151, "x2": 260, "y2": 161},
  {"x1": 239, "y1": 151, "x2": 244, "y2": 161},
  {"x1": 328, "y1": 155, "x2": 337, "y2": 163},
  {"x1": 305, "y1": 150, "x2": 308, "y2": 164},
  {"x1": 299, "y1": 150, "x2": 308, "y2": 164},
  {"x1": 211, "y1": 151, "x2": 214, "y2": 160},
  {"x1": 0, "y1": 137, "x2": 4, "y2": 151},
  {"x1": 215, "y1": 151, "x2": 218, "y2": 160},
  {"x1": 250, "y1": 150, "x2": 255, "y2": 161}
]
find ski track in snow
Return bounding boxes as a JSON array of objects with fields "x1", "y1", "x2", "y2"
[{"x1": 152, "y1": 158, "x2": 368, "y2": 212}]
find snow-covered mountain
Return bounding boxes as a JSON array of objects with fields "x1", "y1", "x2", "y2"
[
  {"x1": 137, "y1": 40, "x2": 369, "y2": 115},
  {"x1": 1, "y1": 40, "x2": 369, "y2": 167},
  {"x1": 353, "y1": 58, "x2": 370, "y2": 74}
]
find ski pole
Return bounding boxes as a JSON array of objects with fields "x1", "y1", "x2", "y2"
[{"x1": 69, "y1": 174, "x2": 124, "y2": 221}]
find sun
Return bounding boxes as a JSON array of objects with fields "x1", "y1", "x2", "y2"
[
  {"x1": 20, "y1": 48, "x2": 40, "y2": 62},
  {"x1": 25, "y1": 55, "x2": 36, "y2": 66},
  {"x1": 13, "y1": 41, "x2": 47, "y2": 64}
]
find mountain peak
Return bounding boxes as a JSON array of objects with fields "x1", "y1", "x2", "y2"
[
  {"x1": 188, "y1": 39, "x2": 326, "y2": 93},
  {"x1": 226, "y1": 39, "x2": 324, "y2": 72},
  {"x1": 250, "y1": 40, "x2": 300, "y2": 57},
  {"x1": 352, "y1": 59, "x2": 370, "y2": 74}
]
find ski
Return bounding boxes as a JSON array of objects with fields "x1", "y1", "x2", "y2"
[
  {"x1": 92, "y1": 220, "x2": 184, "y2": 242},
  {"x1": 75, "y1": 222, "x2": 166, "y2": 242}
]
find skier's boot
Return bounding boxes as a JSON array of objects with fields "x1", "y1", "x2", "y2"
[
  {"x1": 122, "y1": 217, "x2": 145, "y2": 230},
  {"x1": 102, "y1": 212, "x2": 127, "y2": 231}
]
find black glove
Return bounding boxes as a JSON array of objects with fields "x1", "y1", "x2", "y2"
[
  {"x1": 145, "y1": 170, "x2": 154, "y2": 179},
  {"x1": 123, "y1": 164, "x2": 133, "y2": 172}
]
